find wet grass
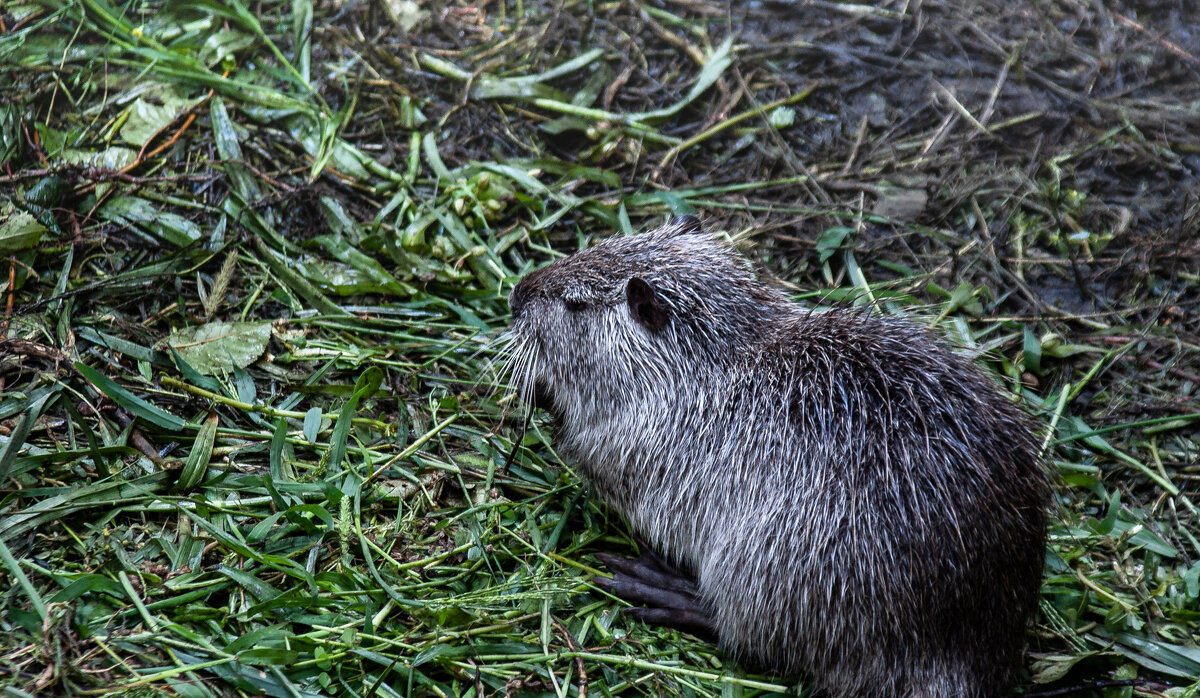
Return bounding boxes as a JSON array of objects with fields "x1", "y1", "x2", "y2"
[{"x1": 1, "y1": 0, "x2": 1198, "y2": 696}]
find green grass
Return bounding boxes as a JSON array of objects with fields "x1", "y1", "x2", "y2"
[{"x1": 1, "y1": 0, "x2": 1198, "y2": 696}]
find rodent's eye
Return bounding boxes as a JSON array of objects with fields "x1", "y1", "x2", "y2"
[{"x1": 563, "y1": 298, "x2": 586, "y2": 312}]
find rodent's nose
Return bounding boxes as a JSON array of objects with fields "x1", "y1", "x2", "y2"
[{"x1": 509, "y1": 278, "x2": 530, "y2": 321}]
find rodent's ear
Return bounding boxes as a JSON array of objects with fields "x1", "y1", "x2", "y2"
[
  {"x1": 668, "y1": 215, "x2": 702, "y2": 235},
  {"x1": 626, "y1": 277, "x2": 668, "y2": 332}
]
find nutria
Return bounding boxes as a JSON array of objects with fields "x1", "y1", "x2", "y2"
[{"x1": 501, "y1": 216, "x2": 1048, "y2": 698}]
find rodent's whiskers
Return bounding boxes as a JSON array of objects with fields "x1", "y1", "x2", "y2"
[
  {"x1": 482, "y1": 330, "x2": 516, "y2": 400},
  {"x1": 487, "y1": 329, "x2": 537, "y2": 476},
  {"x1": 492, "y1": 329, "x2": 537, "y2": 419}
]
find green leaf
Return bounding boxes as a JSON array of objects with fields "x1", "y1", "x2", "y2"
[
  {"x1": 161, "y1": 321, "x2": 272, "y2": 376},
  {"x1": 0, "y1": 538, "x2": 46, "y2": 620},
  {"x1": 1023, "y1": 326, "x2": 1042, "y2": 373},
  {"x1": 76, "y1": 326, "x2": 161, "y2": 365},
  {"x1": 210, "y1": 96, "x2": 260, "y2": 201},
  {"x1": 1029, "y1": 653, "x2": 1090, "y2": 684},
  {"x1": 292, "y1": 0, "x2": 312, "y2": 83},
  {"x1": 422, "y1": 131, "x2": 452, "y2": 182},
  {"x1": 270, "y1": 417, "x2": 289, "y2": 481},
  {"x1": 169, "y1": 347, "x2": 224, "y2": 394},
  {"x1": 0, "y1": 208, "x2": 46, "y2": 253},
  {"x1": 48, "y1": 574, "x2": 126, "y2": 603},
  {"x1": 412, "y1": 642, "x2": 451, "y2": 668},
  {"x1": 99, "y1": 196, "x2": 202, "y2": 246},
  {"x1": 23, "y1": 175, "x2": 69, "y2": 207},
  {"x1": 817, "y1": 226, "x2": 853, "y2": 264},
  {"x1": 118, "y1": 83, "x2": 203, "y2": 147},
  {"x1": 655, "y1": 191, "x2": 695, "y2": 216},
  {"x1": 306, "y1": 235, "x2": 413, "y2": 296},
  {"x1": 303, "y1": 407, "x2": 322, "y2": 443},
  {"x1": 175, "y1": 412, "x2": 219, "y2": 491},
  {"x1": 351, "y1": 366, "x2": 383, "y2": 402},
  {"x1": 75, "y1": 362, "x2": 186, "y2": 432},
  {"x1": 215, "y1": 565, "x2": 280, "y2": 603},
  {"x1": 202, "y1": 29, "x2": 256, "y2": 67},
  {"x1": 1112, "y1": 519, "x2": 1177, "y2": 558},
  {"x1": 254, "y1": 237, "x2": 348, "y2": 316},
  {"x1": 0, "y1": 389, "x2": 56, "y2": 482},
  {"x1": 327, "y1": 367, "x2": 382, "y2": 474},
  {"x1": 1115, "y1": 633, "x2": 1200, "y2": 678},
  {"x1": 1185, "y1": 561, "x2": 1200, "y2": 599},
  {"x1": 60, "y1": 146, "x2": 137, "y2": 169},
  {"x1": 1096, "y1": 489, "x2": 1120, "y2": 535},
  {"x1": 945, "y1": 283, "x2": 978, "y2": 314},
  {"x1": 628, "y1": 37, "x2": 733, "y2": 123},
  {"x1": 235, "y1": 648, "x2": 302, "y2": 666},
  {"x1": 247, "y1": 511, "x2": 286, "y2": 543},
  {"x1": 234, "y1": 365, "x2": 256, "y2": 404},
  {"x1": 0, "y1": 471, "x2": 172, "y2": 543}
]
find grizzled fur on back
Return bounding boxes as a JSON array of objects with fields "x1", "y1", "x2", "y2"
[{"x1": 502, "y1": 218, "x2": 1049, "y2": 698}]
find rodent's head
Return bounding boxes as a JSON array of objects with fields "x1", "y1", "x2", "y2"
[{"x1": 501, "y1": 216, "x2": 784, "y2": 421}]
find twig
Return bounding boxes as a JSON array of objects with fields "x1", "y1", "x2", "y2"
[
  {"x1": 931, "y1": 80, "x2": 989, "y2": 136},
  {"x1": 840, "y1": 114, "x2": 869, "y2": 175},
  {"x1": 978, "y1": 52, "x2": 1016, "y2": 128},
  {"x1": 0, "y1": 168, "x2": 54, "y2": 183},
  {"x1": 2, "y1": 260, "x2": 13, "y2": 334},
  {"x1": 129, "y1": 107, "x2": 203, "y2": 170},
  {"x1": 918, "y1": 108, "x2": 958, "y2": 158},
  {"x1": 111, "y1": 409, "x2": 173, "y2": 466},
  {"x1": 1113, "y1": 12, "x2": 1198, "y2": 63},
  {"x1": 0, "y1": 338, "x2": 74, "y2": 368},
  {"x1": 74, "y1": 89, "x2": 215, "y2": 197},
  {"x1": 638, "y1": 7, "x2": 706, "y2": 67},
  {"x1": 552, "y1": 619, "x2": 588, "y2": 698}
]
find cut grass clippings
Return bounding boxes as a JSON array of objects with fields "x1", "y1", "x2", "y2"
[{"x1": 1, "y1": 1, "x2": 1198, "y2": 696}]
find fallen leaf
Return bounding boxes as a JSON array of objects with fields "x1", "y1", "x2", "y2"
[{"x1": 161, "y1": 321, "x2": 272, "y2": 376}]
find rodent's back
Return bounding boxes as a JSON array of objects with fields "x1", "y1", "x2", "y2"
[{"x1": 705, "y1": 308, "x2": 1046, "y2": 692}]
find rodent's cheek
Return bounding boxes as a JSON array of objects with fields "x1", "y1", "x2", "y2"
[
  {"x1": 511, "y1": 319, "x2": 549, "y2": 350},
  {"x1": 508, "y1": 314, "x2": 534, "y2": 334}
]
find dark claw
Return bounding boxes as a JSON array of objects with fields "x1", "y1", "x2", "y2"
[
  {"x1": 593, "y1": 570, "x2": 697, "y2": 610},
  {"x1": 594, "y1": 552, "x2": 699, "y2": 596},
  {"x1": 593, "y1": 547, "x2": 719, "y2": 641},
  {"x1": 626, "y1": 606, "x2": 718, "y2": 640}
]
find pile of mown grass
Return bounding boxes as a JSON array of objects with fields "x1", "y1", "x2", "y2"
[{"x1": 1, "y1": 0, "x2": 1197, "y2": 696}]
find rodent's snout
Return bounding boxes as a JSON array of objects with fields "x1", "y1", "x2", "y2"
[
  {"x1": 508, "y1": 279, "x2": 530, "y2": 321},
  {"x1": 508, "y1": 265, "x2": 550, "y2": 321}
]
